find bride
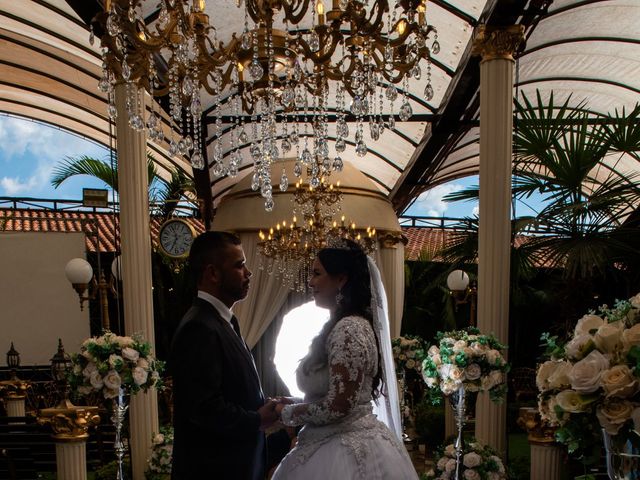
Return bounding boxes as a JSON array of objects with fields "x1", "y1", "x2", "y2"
[{"x1": 272, "y1": 241, "x2": 418, "y2": 479}]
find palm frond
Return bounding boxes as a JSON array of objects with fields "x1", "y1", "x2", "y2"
[{"x1": 51, "y1": 156, "x2": 118, "y2": 191}]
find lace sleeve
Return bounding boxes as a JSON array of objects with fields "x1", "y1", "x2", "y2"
[{"x1": 280, "y1": 317, "x2": 372, "y2": 427}]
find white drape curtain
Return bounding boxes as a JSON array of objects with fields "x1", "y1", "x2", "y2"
[
  {"x1": 232, "y1": 232, "x2": 293, "y2": 348},
  {"x1": 373, "y1": 242, "x2": 405, "y2": 339}
]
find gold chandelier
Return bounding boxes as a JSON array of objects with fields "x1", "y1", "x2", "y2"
[
  {"x1": 93, "y1": 0, "x2": 439, "y2": 210},
  {"x1": 258, "y1": 178, "x2": 376, "y2": 289}
]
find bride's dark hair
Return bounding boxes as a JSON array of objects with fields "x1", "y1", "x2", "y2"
[{"x1": 300, "y1": 240, "x2": 382, "y2": 399}]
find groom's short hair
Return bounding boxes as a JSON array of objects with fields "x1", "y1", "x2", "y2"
[{"x1": 189, "y1": 231, "x2": 241, "y2": 283}]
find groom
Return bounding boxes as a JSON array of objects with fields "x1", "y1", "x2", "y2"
[{"x1": 170, "y1": 231, "x2": 279, "y2": 480}]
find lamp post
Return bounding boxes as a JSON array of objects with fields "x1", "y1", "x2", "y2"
[
  {"x1": 65, "y1": 257, "x2": 119, "y2": 331},
  {"x1": 446, "y1": 270, "x2": 477, "y2": 327},
  {"x1": 39, "y1": 340, "x2": 100, "y2": 480},
  {"x1": 0, "y1": 343, "x2": 30, "y2": 421}
]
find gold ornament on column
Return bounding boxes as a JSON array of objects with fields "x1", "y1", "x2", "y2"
[
  {"x1": 0, "y1": 342, "x2": 30, "y2": 405},
  {"x1": 517, "y1": 406, "x2": 557, "y2": 445},
  {"x1": 471, "y1": 24, "x2": 525, "y2": 62}
]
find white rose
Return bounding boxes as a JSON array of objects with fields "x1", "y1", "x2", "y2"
[
  {"x1": 73, "y1": 364, "x2": 82, "y2": 375},
  {"x1": 555, "y1": 390, "x2": 587, "y2": 413},
  {"x1": 568, "y1": 349, "x2": 609, "y2": 393},
  {"x1": 594, "y1": 321, "x2": 623, "y2": 353},
  {"x1": 424, "y1": 376, "x2": 438, "y2": 388},
  {"x1": 538, "y1": 395, "x2": 561, "y2": 425},
  {"x1": 444, "y1": 444, "x2": 456, "y2": 458},
  {"x1": 439, "y1": 364, "x2": 464, "y2": 383},
  {"x1": 631, "y1": 407, "x2": 640, "y2": 434},
  {"x1": 116, "y1": 336, "x2": 135, "y2": 348},
  {"x1": 89, "y1": 371, "x2": 104, "y2": 390},
  {"x1": 78, "y1": 385, "x2": 93, "y2": 396},
  {"x1": 466, "y1": 383, "x2": 480, "y2": 392},
  {"x1": 151, "y1": 371, "x2": 160, "y2": 382},
  {"x1": 441, "y1": 380, "x2": 459, "y2": 396},
  {"x1": 437, "y1": 457, "x2": 448, "y2": 470},
  {"x1": 547, "y1": 361, "x2": 572, "y2": 390},
  {"x1": 601, "y1": 365, "x2": 639, "y2": 398},
  {"x1": 153, "y1": 434, "x2": 165, "y2": 445},
  {"x1": 133, "y1": 366, "x2": 149, "y2": 386},
  {"x1": 428, "y1": 345, "x2": 440, "y2": 356},
  {"x1": 574, "y1": 314, "x2": 604, "y2": 337},
  {"x1": 470, "y1": 342, "x2": 485, "y2": 356},
  {"x1": 122, "y1": 347, "x2": 140, "y2": 362},
  {"x1": 407, "y1": 350, "x2": 416, "y2": 359},
  {"x1": 630, "y1": 293, "x2": 640, "y2": 309},
  {"x1": 596, "y1": 399, "x2": 634, "y2": 435},
  {"x1": 453, "y1": 340, "x2": 467, "y2": 352},
  {"x1": 486, "y1": 349, "x2": 502, "y2": 365},
  {"x1": 537, "y1": 361, "x2": 558, "y2": 391},
  {"x1": 464, "y1": 469, "x2": 480, "y2": 480},
  {"x1": 406, "y1": 359, "x2": 416, "y2": 369},
  {"x1": 82, "y1": 362, "x2": 97, "y2": 379},
  {"x1": 445, "y1": 459, "x2": 456, "y2": 473},
  {"x1": 399, "y1": 353, "x2": 406, "y2": 361},
  {"x1": 622, "y1": 324, "x2": 640, "y2": 353},
  {"x1": 565, "y1": 334, "x2": 595, "y2": 360},
  {"x1": 465, "y1": 363, "x2": 482, "y2": 381},
  {"x1": 463, "y1": 452, "x2": 482, "y2": 468},
  {"x1": 108, "y1": 354, "x2": 123, "y2": 369},
  {"x1": 482, "y1": 370, "x2": 503, "y2": 390},
  {"x1": 488, "y1": 473, "x2": 501, "y2": 480},
  {"x1": 431, "y1": 354, "x2": 442, "y2": 366},
  {"x1": 103, "y1": 370, "x2": 122, "y2": 390},
  {"x1": 137, "y1": 357, "x2": 150, "y2": 370}
]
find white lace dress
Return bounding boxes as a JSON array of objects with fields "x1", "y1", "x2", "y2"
[{"x1": 271, "y1": 316, "x2": 418, "y2": 480}]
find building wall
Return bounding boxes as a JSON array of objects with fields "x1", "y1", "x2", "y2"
[{"x1": 0, "y1": 232, "x2": 90, "y2": 365}]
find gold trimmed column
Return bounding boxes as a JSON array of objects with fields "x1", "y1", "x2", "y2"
[
  {"x1": 377, "y1": 232, "x2": 407, "y2": 338},
  {"x1": 39, "y1": 402, "x2": 100, "y2": 480},
  {"x1": 0, "y1": 378, "x2": 30, "y2": 423},
  {"x1": 472, "y1": 24, "x2": 525, "y2": 455},
  {"x1": 518, "y1": 407, "x2": 563, "y2": 480},
  {"x1": 114, "y1": 83, "x2": 159, "y2": 480}
]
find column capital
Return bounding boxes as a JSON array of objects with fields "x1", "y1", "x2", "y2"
[
  {"x1": 39, "y1": 404, "x2": 100, "y2": 442},
  {"x1": 472, "y1": 25, "x2": 525, "y2": 62},
  {"x1": 517, "y1": 406, "x2": 558, "y2": 445},
  {"x1": 0, "y1": 378, "x2": 30, "y2": 400},
  {"x1": 378, "y1": 231, "x2": 407, "y2": 249}
]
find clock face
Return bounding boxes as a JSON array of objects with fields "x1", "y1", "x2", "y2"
[{"x1": 159, "y1": 220, "x2": 194, "y2": 258}]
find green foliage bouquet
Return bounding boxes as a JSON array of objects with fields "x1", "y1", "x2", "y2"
[
  {"x1": 69, "y1": 331, "x2": 164, "y2": 399},
  {"x1": 392, "y1": 335, "x2": 427, "y2": 374},
  {"x1": 423, "y1": 440, "x2": 507, "y2": 480},
  {"x1": 146, "y1": 426, "x2": 173, "y2": 479},
  {"x1": 421, "y1": 327, "x2": 509, "y2": 403},
  {"x1": 537, "y1": 293, "x2": 640, "y2": 456}
]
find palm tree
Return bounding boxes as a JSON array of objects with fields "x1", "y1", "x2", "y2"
[
  {"x1": 443, "y1": 91, "x2": 640, "y2": 281},
  {"x1": 51, "y1": 152, "x2": 197, "y2": 217}
]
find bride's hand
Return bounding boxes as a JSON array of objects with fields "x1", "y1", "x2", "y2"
[{"x1": 275, "y1": 396, "x2": 296, "y2": 405}]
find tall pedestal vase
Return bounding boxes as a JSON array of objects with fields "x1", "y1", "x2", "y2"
[
  {"x1": 112, "y1": 387, "x2": 130, "y2": 480},
  {"x1": 447, "y1": 386, "x2": 477, "y2": 480},
  {"x1": 602, "y1": 429, "x2": 640, "y2": 480}
]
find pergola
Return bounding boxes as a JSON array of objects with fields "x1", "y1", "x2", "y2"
[{"x1": 1, "y1": 1, "x2": 639, "y2": 479}]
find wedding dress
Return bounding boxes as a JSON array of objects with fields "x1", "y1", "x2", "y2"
[{"x1": 271, "y1": 315, "x2": 418, "y2": 480}]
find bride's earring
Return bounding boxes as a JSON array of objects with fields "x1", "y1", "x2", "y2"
[{"x1": 335, "y1": 288, "x2": 343, "y2": 306}]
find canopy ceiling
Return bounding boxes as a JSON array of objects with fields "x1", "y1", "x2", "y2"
[{"x1": 1, "y1": 0, "x2": 638, "y2": 217}]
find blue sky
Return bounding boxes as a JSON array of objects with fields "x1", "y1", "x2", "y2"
[
  {"x1": 0, "y1": 115, "x2": 542, "y2": 218},
  {"x1": 0, "y1": 116, "x2": 109, "y2": 200}
]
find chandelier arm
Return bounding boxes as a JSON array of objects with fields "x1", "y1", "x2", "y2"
[
  {"x1": 280, "y1": 0, "x2": 313, "y2": 25},
  {"x1": 347, "y1": 0, "x2": 389, "y2": 37},
  {"x1": 296, "y1": 27, "x2": 342, "y2": 64}
]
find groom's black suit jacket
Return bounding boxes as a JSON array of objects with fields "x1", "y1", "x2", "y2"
[{"x1": 170, "y1": 297, "x2": 266, "y2": 480}]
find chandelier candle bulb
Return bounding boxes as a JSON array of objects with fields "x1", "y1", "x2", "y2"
[{"x1": 317, "y1": 1, "x2": 325, "y2": 25}]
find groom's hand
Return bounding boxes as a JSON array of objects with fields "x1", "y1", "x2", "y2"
[{"x1": 258, "y1": 399, "x2": 279, "y2": 430}]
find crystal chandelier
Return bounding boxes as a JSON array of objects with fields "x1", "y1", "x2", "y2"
[
  {"x1": 257, "y1": 177, "x2": 377, "y2": 290},
  {"x1": 93, "y1": 0, "x2": 439, "y2": 210}
]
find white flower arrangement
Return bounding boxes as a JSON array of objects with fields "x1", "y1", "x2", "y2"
[
  {"x1": 421, "y1": 327, "x2": 509, "y2": 402},
  {"x1": 424, "y1": 440, "x2": 507, "y2": 480},
  {"x1": 537, "y1": 293, "x2": 640, "y2": 455},
  {"x1": 69, "y1": 331, "x2": 164, "y2": 399},
  {"x1": 392, "y1": 335, "x2": 427, "y2": 374},
  {"x1": 146, "y1": 426, "x2": 173, "y2": 479}
]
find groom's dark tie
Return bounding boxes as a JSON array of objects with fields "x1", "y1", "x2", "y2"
[{"x1": 230, "y1": 315, "x2": 243, "y2": 339}]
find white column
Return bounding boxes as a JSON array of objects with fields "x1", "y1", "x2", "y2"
[
  {"x1": 5, "y1": 397, "x2": 25, "y2": 417},
  {"x1": 114, "y1": 83, "x2": 159, "y2": 480},
  {"x1": 530, "y1": 444, "x2": 563, "y2": 480},
  {"x1": 55, "y1": 441, "x2": 88, "y2": 480},
  {"x1": 472, "y1": 25, "x2": 524, "y2": 456}
]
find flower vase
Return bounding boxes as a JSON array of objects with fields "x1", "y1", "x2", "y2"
[
  {"x1": 112, "y1": 387, "x2": 129, "y2": 480},
  {"x1": 447, "y1": 386, "x2": 478, "y2": 480},
  {"x1": 602, "y1": 429, "x2": 640, "y2": 480}
]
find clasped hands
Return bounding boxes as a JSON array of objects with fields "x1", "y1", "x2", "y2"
[{"x1": 258, "y1": 396, "x2": 295, "y2": 430}]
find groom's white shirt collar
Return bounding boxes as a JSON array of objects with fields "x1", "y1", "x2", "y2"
[{"x1": 198, "y1": 290, "x2": 233, "y2": 325}]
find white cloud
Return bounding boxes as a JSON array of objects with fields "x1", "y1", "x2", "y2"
[{"x1": 411, "y1": 183, "x2": 466, "y2": 217}]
